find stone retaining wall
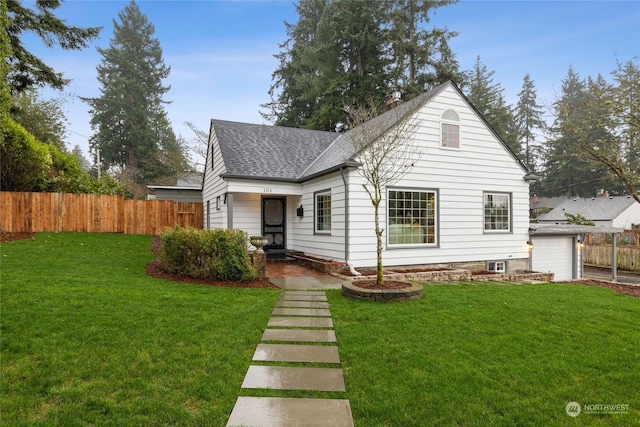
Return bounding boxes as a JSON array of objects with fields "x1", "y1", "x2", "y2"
[{"x1": 342, "y1": 282, "x2": 424, "y2": 302}]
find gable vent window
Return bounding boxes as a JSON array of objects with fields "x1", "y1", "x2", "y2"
[{"x1": 441, "y1": 109, "x2": 460, "y2": 149}]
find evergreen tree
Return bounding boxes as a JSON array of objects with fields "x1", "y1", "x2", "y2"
[
  {"x1": 72, "y1": 145, "x2": 91, "y2": 172},
  {"x1": 84, "y1": 0, "x2": 187, "y2": 186},
  {"x1": 542, "y1": 67, "x2": 608, "y2": 197},
  {"x1": 5, "y1": 0, "x2": 101, "y2": 93},
  {"x1": 554, "y1": 60, "x2": 639, "y2": 202},
  {"x1": 10, "y1": 90, "x2": 68, "y2": 151},
  {"x1": 386, "y1": 0, "x2": 462, "y2": 97},
  {"x1": 262, "y1": 0, "x2": 459, "y2": 131},
  {"x1": 463, "y1": 57, "x2": 520, "y2": 156},
  {"x1": 514, "y1": 74, "x2": 546, "y2": 170}
]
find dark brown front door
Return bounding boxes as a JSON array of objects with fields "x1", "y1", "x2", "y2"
[{"x1": 262, "y1": 197, "x2": 286, "y2": 253}]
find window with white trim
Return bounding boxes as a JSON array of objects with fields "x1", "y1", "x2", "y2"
[
  {"x1": 484, "y1": 192, "x2": 511, "y2": 232},
  {"x1": 315, "y1": 190, "x2": 331, "y2": 233},
  {"x1": 487, "y1": 261, "x2": 506, "y2": 272},
  {"x1": 388, "y1": 189, "x2": 437, "y2": 245},
  {"x1": 441, "y1": 109, "x2": 460, "y2": 149}
]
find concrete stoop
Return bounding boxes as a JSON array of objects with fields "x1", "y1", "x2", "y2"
[{"x1": 226, "y1": 288, "x2": 354, "y2": 427}]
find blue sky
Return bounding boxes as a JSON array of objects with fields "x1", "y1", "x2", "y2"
[{"x1": 25, "y1": 0, "x2": 640, "y2": 161}]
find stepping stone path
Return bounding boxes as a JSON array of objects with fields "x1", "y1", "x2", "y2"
[{"x1": 226, "y1": 290, "x2": 354, "y2": 427}]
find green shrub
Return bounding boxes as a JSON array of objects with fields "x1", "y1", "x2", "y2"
[{"x1": 159, "y1": 226, "x2": 257, "y2": 281}]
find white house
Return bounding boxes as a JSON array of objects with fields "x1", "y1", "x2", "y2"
[
  {"x1": 537, "y1": 196, "x2": 640, "y2": 229},
  {"x1": 202, "y1": 81, "x2": 536, "y2": 273}
]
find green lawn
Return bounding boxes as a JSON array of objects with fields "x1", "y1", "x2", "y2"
[
  {"x1": 2, "y1": 233, "x2": 639, "y2": 426},
  {"x1": 1, "y1": 232, "x2": 280, "y2": 426},
  {"x1": 327, "y1": 284, "x2": 640, "y2": 426}
]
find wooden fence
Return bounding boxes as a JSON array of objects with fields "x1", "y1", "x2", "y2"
[
  {"x1": 0, "y1": 192, "x2": 203, "y2": 235},
  {"x1": 584, "y1": 244, "x2": 640, "y2": 272}
]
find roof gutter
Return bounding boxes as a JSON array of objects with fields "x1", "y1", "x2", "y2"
[{"x1": 219, "y1": 160, "x2": 362, "y2": 184}]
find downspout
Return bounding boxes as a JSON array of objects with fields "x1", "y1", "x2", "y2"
[{"x1": 340, "y1": 166, "x2": 361, "y2": 276}]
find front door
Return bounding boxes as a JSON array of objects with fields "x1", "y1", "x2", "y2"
[{"x1": 262, "y1": 197, "x2": 286, "y2": 254}]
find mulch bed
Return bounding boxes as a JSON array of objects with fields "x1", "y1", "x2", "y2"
[
  {"x1": 563, "y1": 279, "x2": 640, "y2": 298},
  {"x1": 1, "y1": 232, "x2": 37, "y2": 242},
  {"x1": 144, "y1": 260, "x2": 278, "y2": 289},
  {"x1": 351, "y1": 280, "x2": 411, "y2": 290}
]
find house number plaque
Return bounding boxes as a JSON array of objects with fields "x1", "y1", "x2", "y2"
[{"x1": 263, "y1": 188, "x2": 273, "y2": 193}]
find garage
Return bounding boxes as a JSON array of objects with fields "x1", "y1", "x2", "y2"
[
  {"x1": 529, "y1": 224, "x2": 624, "y2": 282},
  {"x1": 530, "y1": 235, "x2": 574, "y2": 281}
]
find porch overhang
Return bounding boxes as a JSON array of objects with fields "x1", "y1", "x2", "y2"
[{"x1": 223, "y1": 177, "x2": 303, "y2": 196}]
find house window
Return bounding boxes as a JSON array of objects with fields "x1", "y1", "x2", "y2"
[
  {"x1": 315, "y1": 190, "x2": 331, "y2": 233},
  {"x1": 216, "y1": 195, "x2": 221, "y2": 210},
  {"x1": 441, "y1": 109, "x2": 460, "y2": 149},
  {"x1": 487, "y1": 261, "x2": 506, "y2": 273},
  {"x1": 484, "y1": 192, "x2": 511, "y2": 232},
  {"x1": 388, "y1": 189, "x2": 437, "y2": 246}
]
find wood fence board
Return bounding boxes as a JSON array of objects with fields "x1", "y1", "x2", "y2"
[{"x1": 0, "y1": 192, "x2": 203, "y2": 235}]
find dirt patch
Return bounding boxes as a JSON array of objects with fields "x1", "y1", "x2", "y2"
[
  {"x1": 1, "y1": 232, "x2": 37, "y2": 242},
  {"x1": 350, "y1": 280, "x2": 412, "y2": 290},
  {"x1": 563, "y1": 279, "x2": 640, "y2": 298},
  {"x1": 145, "y1": 260, "x2": 278, "y2": 289}
]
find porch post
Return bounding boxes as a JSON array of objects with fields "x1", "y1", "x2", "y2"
[
  {"x1": 226, "y1": 192, "x2": 234, "y2": 229},
  {"x1": 611, "y1": 232, "x2": 618, "y2": 281}
]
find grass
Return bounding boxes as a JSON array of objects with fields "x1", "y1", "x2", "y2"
[
  {"x1": 1, "y1": 232, "x2": 280, "y2": 426},
  {"x1": 327, "y1": 284, "x2": 640, "y2": 426},
  {"x1": 2, "y1": 233, "x2": 639, "y2": 426}
]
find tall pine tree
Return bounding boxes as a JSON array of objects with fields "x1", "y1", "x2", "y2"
[
  {"x1": 6, "y1": 0, "x2": 101, "y2": 93},
  {"x1": 84, "y1": 0, "x2": 187, "y2": 187},
  {"x1": 514, "y1": 74, "x2": 546, "y2": 170},
  {"x1": 463, "y1": 56, "x2": 520, "y2": 157},
  {"x1": 386, "y1": 0, "x2": 461, "y2": 97},
  {"x1": 262, "y1": 0, "x2": 460, "y2": 131},
  {"x1": 542, "y1": 67, "x2": 609, "y2": 197}
]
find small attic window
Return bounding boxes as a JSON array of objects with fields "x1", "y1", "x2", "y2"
[{"x1": 441, "y1": 109, "x2": 460, "y2": 149}]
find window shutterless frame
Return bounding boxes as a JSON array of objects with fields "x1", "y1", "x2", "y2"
[
  {"x1": 314, "y1": 189, "x2": 332, "y2": 234},
  {"x1": 387, "y1": 188, "x2": 438, "y2": 247},
  {"x1": 483, "y1": 192, "x2": 512, "y2": 233}
]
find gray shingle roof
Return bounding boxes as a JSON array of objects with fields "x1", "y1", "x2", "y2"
[
  {"x1": 212, "y1": 120, "x2": 338, "y2": 180},
  {"x1": 210, "y1": 81, "x2": 526, "y2": 182},
  {"x1": 537, "y1": 196, "x2": 637, "y2": 222}
]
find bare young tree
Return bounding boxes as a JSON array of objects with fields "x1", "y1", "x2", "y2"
[{"x1": 346, "y1": 97, "x2": 423, "y2": 286}]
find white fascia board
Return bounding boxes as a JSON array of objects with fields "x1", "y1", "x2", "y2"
[{"x1": 226, "y1": 179, "x2": 303, "y2": 196}]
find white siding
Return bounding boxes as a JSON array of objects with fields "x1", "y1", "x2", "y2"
[
  {"x1": 202, "y1": 123, "x2": 229, "y2": 229},
  {"x1": 344, "y1": 85, "x2": 531, "y2": 271},
  {"x1": 289, "y1": 172, "x2": 346, "y2": 262}
]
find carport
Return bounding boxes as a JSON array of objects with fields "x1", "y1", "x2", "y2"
[{"x1": 528, "y1": 224, "x2": 623, "y2": 281}]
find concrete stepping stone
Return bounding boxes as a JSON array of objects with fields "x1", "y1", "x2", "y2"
[
  {"x1": 268, "y1": 317, "x2": 333, "y2": 328},
  {"x1": 281, "y1": 290, "x2": 327, "y2": 296},
  {"x1": 281, "y1": 294, "x2": 328, "y2": 302},
  {"x1": 242, "y1": 365, "x2": 346, "y2": 391},
  {"x1": 252, "y1": 344, "x2": 340, "y2": 363},
  {"x1": 276, "y1": 300, "x2": 330, "y2": 309},
  {"x1": 262, "y1": 328, "x2": 336, "y2": 343},
  {"x1": 226, "y1": 396, "x2": 354, "y2": 427},
  {"x1": 270, "y1": 276, "x2": 344, "y2": 290},
  {"x1": 272, "y1": 308, "x2": 331, "y2": 317}
]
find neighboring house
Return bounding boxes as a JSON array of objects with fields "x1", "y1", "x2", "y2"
[
  {"x1": 529, "y1": 195, "x2": 567, "y2": 219},
  {"x1": 202, "y1": 81, "x2": 536, "y2": 273},
  {"x1": 537, "y1": 196, "x2": 640, "y2": 229},
  {"x1": 147, "y1": 173, "x2": 203, "y2": 202}
]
